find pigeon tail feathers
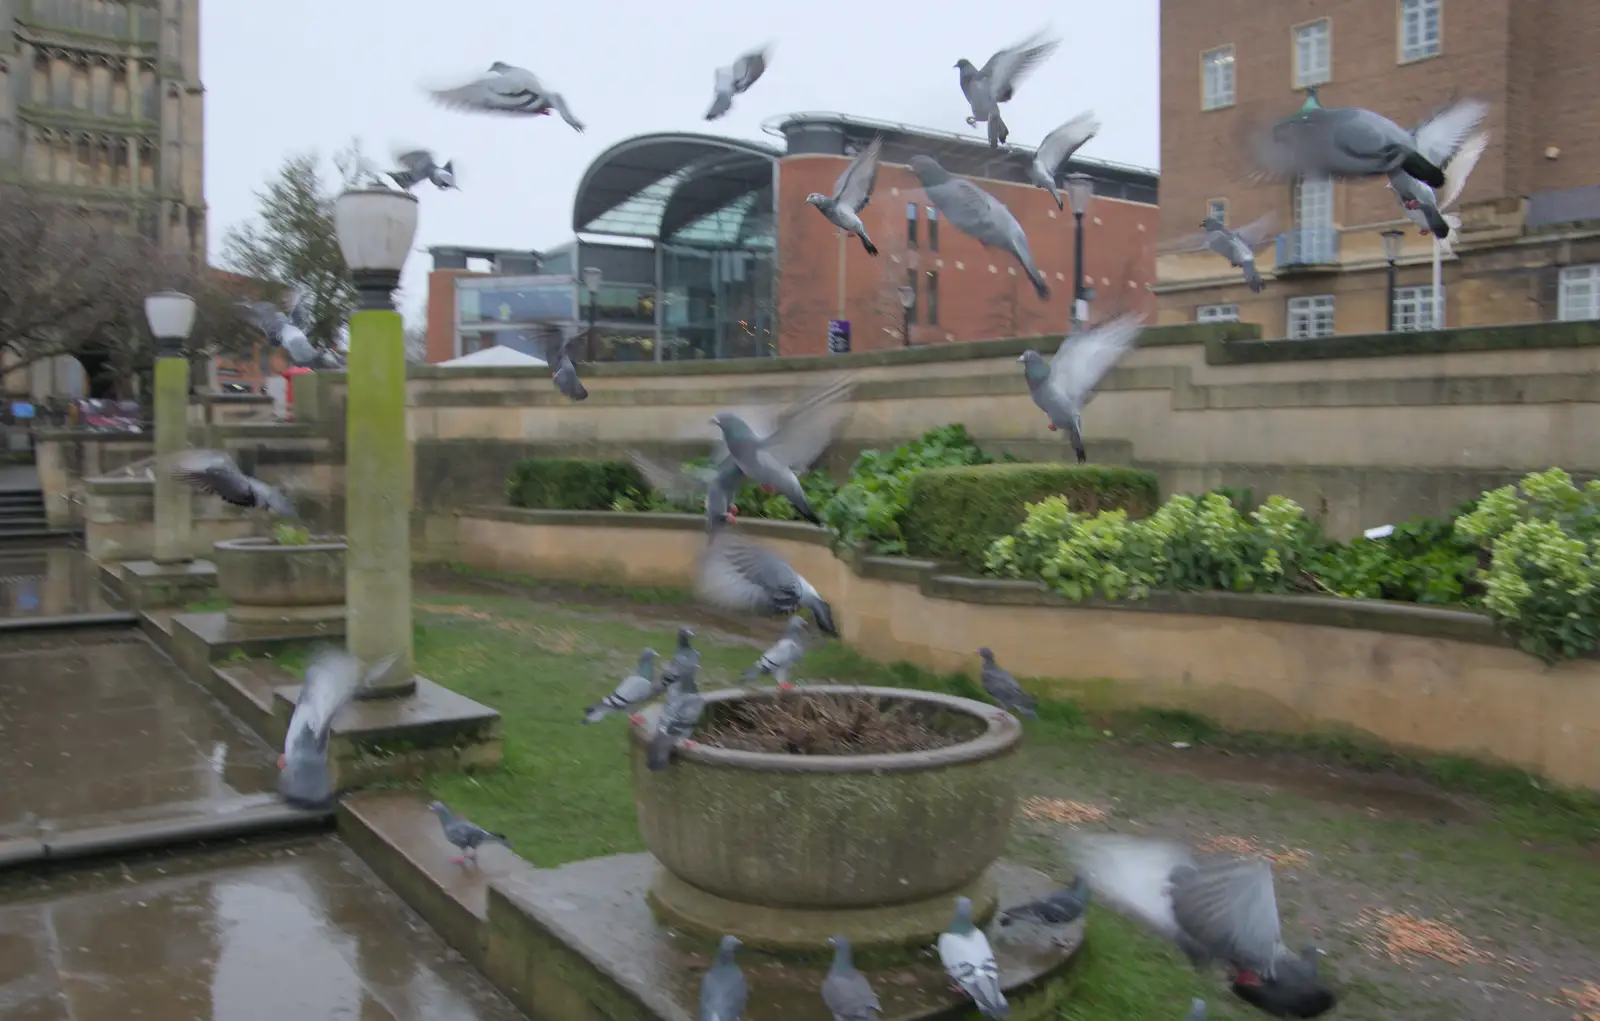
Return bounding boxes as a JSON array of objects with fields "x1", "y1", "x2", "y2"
[{"x1": 1400, "y1": 151, "x2": 1446, "y2": 189}]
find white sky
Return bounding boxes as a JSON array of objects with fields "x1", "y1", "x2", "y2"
[{"x1": 202, "y1": 0, "x2": 1159, "y2": 324}]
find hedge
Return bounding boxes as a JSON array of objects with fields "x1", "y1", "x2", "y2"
[
  {"x1": 902, "y1": 463, "x2": 1160, "y2": 567},
  {"x1": 506, "y1": 458, "x2": 646, "y2": 511}
]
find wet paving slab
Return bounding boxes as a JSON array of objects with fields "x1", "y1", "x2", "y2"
[
  {"x1": 0, "y1": 834, "x2": 527, "y2": 1021},
  {"x1": 0, "y1": 547, "x2": 118, "y2": 620}
]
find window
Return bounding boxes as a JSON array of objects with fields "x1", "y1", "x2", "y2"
[
  {"x1": 926, "y1": 270, "x2": 940, "y2": 326},
  {"x1": 1287, "y1": 295, "x2": 1336, "y2": 339},
  {"x1": 1201, "y1": 46, "x2": 1235, "y2": 110},
  {"x1": 926, "y1": 207, "x2": 939, "y2": 251},
  {"x1": 1294, "y1": 19, "x2": 1331, "y2": 87},
  {"x1": 1293, "y1": 177, "x2": 1333, "y2": 228},
  {"x1": 1205, "y1": 199, "x2": 1227, "y2": 225},
  {"x1": 1400, "y1": 0, "x2": 1441, "y2": 61},
  {"x1": 1392, "y1": 285, "x2": 1439, "y2": 331},
  {"x1": 1558, "y1": 265, "x2": 1600, "y2": 321},
  {"x1": 905, "y1": 270, "x2": 918, "y2": 326},
  {"x1": 1197, "y1": 304, "x2": 1240, "y2": 323},
  {"x1": 906, "y1": 202, "x2": 919, "y2": 247}
]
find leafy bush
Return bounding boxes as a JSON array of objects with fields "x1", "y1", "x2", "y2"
[
  {"x1": 819, "y1": 424, "x2": 995, "y2": 554},
  {"x1": 506, "y1": 459, "x2": 646, "y2": 511},
  {"x1": 1310, "y1": 507, "x2": 1481, "y2": 606},
  {"x1": 902, "y1": 463, "x2": 1159, "y2": 567}
]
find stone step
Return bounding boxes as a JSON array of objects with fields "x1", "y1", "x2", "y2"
[{"x1": 0, "y1": 506, "x2": 47, "y2": 519}]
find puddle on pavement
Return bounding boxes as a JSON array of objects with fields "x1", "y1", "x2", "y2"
[
  {"x1": 0, "y1": 834, "x2": 524, "y2": 1021},
  {"x1": 0, "y1": 547, "x2": 115, "y2": 619},
  {"x1": 0, "y1": 627, "x2": 280, "y2": 838}
]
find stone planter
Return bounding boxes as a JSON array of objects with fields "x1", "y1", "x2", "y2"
[
  {"x1": 213, "y1": 536, "x2": 347, "y2": 629},
  {"x1": 630, "y1": 684, "x2": 1022, "y2": 952}
]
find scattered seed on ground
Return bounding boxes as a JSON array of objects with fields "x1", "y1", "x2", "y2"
[
  {"x1": 1357, "y1": 909, "x2": 1489, "y2": 966},
  {"x1": 1549, "y1": 980, "x2": 1600, "y2": 1020},
  {"x1": 1197, "y1": 834, "x2": 1312, "y2": 867},
  {"x1": 1020, "y1": 797, "x2": 1111, "y2": 824}
]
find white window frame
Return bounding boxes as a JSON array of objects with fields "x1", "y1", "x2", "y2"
[
  {"x1": 1293, "y1": 177, "x2": 1334, "y2": 229},
  {"x1": 1400, "y1": 0, "x2": 1442, "y2": 62},
  {"x1": 1294, "y1": 19, "x2": 1332, "y2": 88},
  {"x1": 1201, "y1": 46, "x2": 1236, "y2": 111},
  {"x1": 1198, "y1": 304, "x2": 1240, "y2": 323},
  {"x1": 1205, "y1": 198, "x2": 1228, "y2": 225},
  {"x1": 1287, "y1": 295, "x2": 1336, "y2": 339},
  {"x1": 1392, "y1": 285, "x2": 1440, "y2": 331},
  {"x1": 1557, "y1": 265, "x2": 1600, "y2": 322}
]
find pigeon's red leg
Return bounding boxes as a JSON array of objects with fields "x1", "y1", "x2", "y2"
[
  {"x1": 778, "y1": 681, "x2": 796, "y2": 691},
  {"x1": 1047, "y1": 423, "x2": 1058, "y2": 431},
  {"x1": 449, "y1": 856, "x2": 466, "y2": 864},
  {"x1": 628, "y1": 714, "x2": 645, "y2": 725}
]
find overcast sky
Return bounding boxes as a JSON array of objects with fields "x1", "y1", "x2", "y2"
[{"x1": 202, "y1": 0, "x2": 1159, "y2": 323}]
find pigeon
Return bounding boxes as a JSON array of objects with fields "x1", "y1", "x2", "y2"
[
  {"x1": 628, "y1": 451, "x2": 742, "y2": 532},
  {"x1": 822, "y1": 936, "x2": 882, "y2": 1021},
  {"x1": 583, "y1": 648, "x2": 661, "y2": 724},
  {"x1": 956, "y1": 29, "x2": 1061, "y2": 148},
  {"x1": 705, "y1": 44, "x2": 770, "y2": 121},
  {"x1": 910, "y1": 155, "x2": 1049, "y2": 300},
  {"x1": 1388, "y1": 128, "x2": 1487, "y2": 248},
  {"x1": 388, "y1": 147, "x2": 457, "y2": 192},
  {"x1": 1027, "y1": 111, "x2": 1101, "y2": 209},
  {"x1": 707, "y1": 376, "x2": 855, "y2": 524},
  {"x1": 169, "y1": 448, "x2": 295, "y2": 517},
  {"x1": 278, "y1": 650, "x2": 398, "y2": 809},
  {"x1": 1068, "y1": 834, "x2": 1337, "y2": 1018},
  {"x1": 740, "y1": 615, "x2": 807, "y2": 690},
  {"x1": 700, "y1": 935, "x2": 748, "y2": 1021},
  {"x1": 647, "y1": 669, "x2": 706, "y2": 771},
  {"x1": 696, "y1": 530, "x2": 838, "y2": 636},
  {"x1": 806, "y1": 136, "x2": 882, "y2": 256},
  {"x1": 237, "y1": 286, "x2": 334, "y2": 368},
  {"x1": 1183, "y1": 1000, "x2": 1209, "y2": 1021},
  {"x1": 1180, "y1": 214, "x2": 1278, "y2": 293},
  {"x1": 530, "y1": 322, "x2": 588, "y2": 401},
  {"x1": 429, "y1": 62, "x2": 584, "y2": 131},
  {"x1": 999, "y1": 874, "x2": 1090, "y2": 933},
  {"x1": 978, "y1": 648, "x2": 1037, "y2": 718},
  {"x1": 1016, "y1": 313, "x2": 1144, "y2": 463},
  {"x1": 938, "y1": 896, "x2": 1007, "y2": 1019},
  {"x1": 428, "y1": 801, "x2": 512, "y2": 865},
  {"x1": 662, "y1": 627, "x2": 701, "y2": 691}
]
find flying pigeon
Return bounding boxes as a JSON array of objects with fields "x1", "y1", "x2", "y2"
[
  {"x1": 628, "y1": 451, "x2": 742, "y2": 532},
  {"x1": 583, "y1": 648, "x2": 661, "y2": 725},
  {"x1": 278, "y1": 650, "x2": 398, "y2": 809},
  {"x1": 822, "y1": 936, "x2": 882, "y2": 1021},
  {"x1": 1016, "y1": 313, "x2": 1143, "y2": 463},
  {"x1": 428, "y1": 62, "x2": 585, "y2": 131},
  {"x1": 1388, "y1": 129, "x2": 1487, "y2": 248},
  {"x1": 530, "y1": 322, "x2": 588, "y2": 401},
  {"x1": 696, "y1": 530, "x2": 838, "y2": 636},
  {"x1": 169, "y1": 448, "x2": 295, "y2": 517},
  {"x1": 938, "y1": 896, "x2": 1007, "y2": 1019},
  {"x1": 706, "y1": 44, "x2": 770, "y2": 121},
  {"x1": 388, "y1": 147, "x2": 457, "y2": 192},
  {"x1": 1183, "y1": 1000, "x2": 1208, "y2": 1021},
  {"x1": 1176, "y1": 213, "x2": 1278, "y2": 293},
  {"x1": 707, "y1": 375, "x2": 855, "y2": 524},
  {"x1": 806, "y1": 136, "x2": 883, "y2": 257},
  {"x1": 1027, "y1": 111, "x2": 1101, "y2": 209},
  {"x1": 647, "y1": 669, "x2": 706, "y2": 771},
  {"x1": 740, "y1": 615, "x2": 807, "y2": 691},
  {"x1": 998, "y1": 874, "x2": 1090, "y2": 937},
  {"x1": 662, "y1": 627, "x2": 701, "y2": 691},
  {"x1": 700, "y1": 935, "x2": 748, "y2": 1021},
  {"x1": 977, "y1": 648, "x2": 1037, "y2": 718},
  {"x1": 1068, "y1": 833, "x2": 1337, "y2": 1018},
  {"x1": 238, "y1": 286, "x2": 338, "y2": 368},
  {"x1": 428, "y1": 801, "x2": 512, "y2": 865},
  {"x1": 910, "y1": 155, "x2": 1049, "y2": 300},
  {"x1": 956, "y1": 29, "x2": 1062, "y2": 148}
]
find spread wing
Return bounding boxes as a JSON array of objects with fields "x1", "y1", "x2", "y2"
[
  {"x1": 832, "y1": 136, "x2": 882, "y2": 214},
  {"x1": 1035, "y1": 110, "x2": 1100, "y2": 173},
  {"x1": 1169, "y1": 858, "x2": 1287, "y2": 978},
  {"x1": 285, "y1": 285, "x2": 313, "y2": 333},
  {"x1": 284, "y1": 649, "x2": 362, "y2": 759},
  {"x1": 429, "y1": 68, "x2": 543, "y2": 114},
  {"x1": 1158, "y1": 230, "x2": 1213, "y2": 254},
  {"x1": 1437, "y1": 130, "x2": 1488, "y2": 210},
  {"x1": 1048, "y1": 313, "x2": 1144, "y2": 408},
  {"x1": 1411, "y1": 97, "x2": 1490, "y2": 168},
  {"x1": 169, "y1": 449, "x2": 254, "y2": 506},
  {"x1": 237, "y1": 301, "x2": 284, "y2": 336},
  {"x1": 627, "y1": 450, "x2": 720, "y2": 502},
  {"x1": 695, "y1": 532, "x2": 799, "y2": 613},
  {"x1": 732, "y1": 45, "x2": 769, "y2": 92},
  {"x1": 392, "y1": 148, "x2": 433, "y2": 177},
  {"x1": 1232, "y1": 212, "x2": 1280, "y2": 249},
  {"x1": 1067, "y1": 834, "x2": 1193, "y2": 941},
  {"x1": 756, "y1": 375, "x2": 855, "y2": 471},
  {"x1": 981, "y1": 29, "x2": 1061, "y2": 101}
]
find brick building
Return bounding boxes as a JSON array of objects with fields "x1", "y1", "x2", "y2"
[{"x1": 1156, "y1": 0, "x2": 1600, "y2": 336}]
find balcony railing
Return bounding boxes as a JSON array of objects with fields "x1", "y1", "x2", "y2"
[{"x1": 1275, "y1": 227, "x2": 1340, "y2": 268}]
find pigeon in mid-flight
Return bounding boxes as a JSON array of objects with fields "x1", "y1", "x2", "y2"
[
  {"x1": 708, "y1": 376, "x2": 856, "y2": 524},
  {"x1": 911, "y1": 156, "x2": 1049, "y2": 300},
  {"x1": 238, "y1": 287, "x2": 339, "y2": 369},
  {"x1": 1027, "y1": 111, "x2": 1100, "y2": 209},
  {"x1": 278, "y1": 650, "x2": 398, "y2": 809},
  {"x1": 1017, "y1": 313, "x2": 1144, "y2": 463},
  {"x1": 529, "y1": 322, "x2": 588, "y2": 401},
  {"x1": 428, "y1": 62, "x2": 584, "y2": 131},
  {"x1": 628, "y1": 451, "x2": 742, "y2": 532},
  {"x1": 428, "y1": 801, "x2": 512, "y2": 865},
  {"x1": 706, "y1": 44, "x2": 770, "y2": 121},
  {"x1": 938, "y1": 896, "x2": 1007, "y2": 1019},
  {"x1": 956, "y1": 29, "x2": 1061, "y2": 148},
  {"x1": 1388, "y1": 128, "x2": 1487, "y2": 247},
  {"x1": 978, "y1": 648, "x2": 1037, "y2": 718},
  {"x1": 822, "y1": 936, "x2": 882, "y2": 1021},
  {"x1": 805, "y1": 136, "x2": 883, "y2": 256},
  {"x1": 700, "y1": 935, "x2": 748, "y2": 1021},
  {"x1": 647, "y1": 670, "x2": 706, "y2": 771},
  {"x1": 740, "y1": 615, "x2": 807, "y2": 690},
  {"x1": 1186, "y1": 214, "x2": 1279, "y2": 294},
  {"x1": 387, "y1": 147, "x2": 457, "y2": 192},
  {"x1": 696, "y1": 530, "x2": 838, "y2": 636},
  {"x1": 583, "y1": 648, "x2": 661, "y2": 725},
  {"x1": 169, "y1": 449, "x2": 295, "y2": 517}
]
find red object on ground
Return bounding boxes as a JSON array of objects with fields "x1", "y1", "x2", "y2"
[{"x1": 282, "y1": 367, "x2": 314, "y2": 420}]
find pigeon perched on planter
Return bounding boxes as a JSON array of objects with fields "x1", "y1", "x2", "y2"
[
  {"x1": 740, "y1": 615, "x2": 807, "y2": 690},
  {"x1": 647, "y1": 670, "x2": 706, "y2": 771},
  {"x1": 956, "y1": 29, "x2": 1061, "y2": 148},
  {"x1": 805, "y1": 136, "x2": 883, "y2": 257},
  {"x1": 278, "y1": 650, "x2": 398, "y2": 809},
  {"x1": 583, "y1": 648, "x2": 660, "y2": 724},
  {"x1": 387, "y1": 147, "x2": 457, "y2": 192},
  {"x1": 1027, "y1": 111, "x2": 1100, "y2": 209},
  {"x1": 700, "y1": 935, "x2": 748, "y2": 1021},
  {"x1": 1016, "y1": 313, "x2": 1144, "y2": 463},
  {"x1": 998, "y1": 874, "x2": 1090, "y2": 942},
  {"x1": 978, "y1": 648, "x2": 1037, "y2": 718},
  {"x1": 822, "y1": 935, "x2": 882, "y2": 1021},
  {"x1": 705, "y1": 44, "x2": 770, "y2": 121},
  {"x1": 708, "y1": 376, "x2": 855, "y2": 525},
  {"x1": 628, "y1": 451, "x2": 743, "y2": 532},
  {"x1": 910, "y1": 155, "x2": 1049, "y2": 300},
  {"x1": 938, "y1": 896, "x2": 1007, "y2": 1019},
  {"x1": 169, "y1": 448, "x2": 295, "y2": 518},
  {"x1": 428, "y1": 62, "x2": 585, "y2": 131},
  {"x1": 662, "y1": 627, "x2": 701, "y2": 691},
  {"x1": 428, "y1": 801, "x2": 512, "y2": 865},
  {"x1": 696, "y1": 530, "x2": 838, "y2": 636}
]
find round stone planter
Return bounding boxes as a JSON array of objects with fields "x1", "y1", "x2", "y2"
[
  {"x1": 630, "y1": 684, "x2": 1022, "y2": 952},
  {"x1": 213, "y1": 536, "x2": 347, "y2": 630}
]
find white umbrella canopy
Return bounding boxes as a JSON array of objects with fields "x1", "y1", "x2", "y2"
[{"x1": 438, "y1": 345, "x2": 547, "y2": 368}]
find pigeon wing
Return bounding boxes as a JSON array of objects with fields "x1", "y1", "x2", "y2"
[
  {"x1": 925, "y1": 178, "x2": 1013, "y2": 247},
  {"x1": 1047, "y1": 313, "x2": 1144, "y2": 408},
  {"x1": 547, "y1": 92, "x2": 585, "y2": 132},
  {"x1": 284, "y1": 649, "x2": 362, "y2": 759},
  {"x1": 237, "y1": 301, "x2": 284, "y2": 336},
  {"x1": 832, "y1": 137, "x2": 882, "y2": 214},
  {"x1": 1067, "y1": 834, "x2": 1194, "y2": 941},
  {"x1": 1034, "y1": 111, "x2": 1100, "y2": 174},
  {"x1": 695, "y1": 533, "x2": 799, "y2": 613},
  {"x1": 1232, "y1": 212, "x2": 1280, "y2": 250},
  {"x1": 1437, "y1": 130, "x2": 1488, "y2": 210},
  {"x1": 628, "y1": 451, "x2": 718, "y2": 502},
  {"x1": 758, "y1": 375, "x2": 856, "y2": 471},
  {"x1": 170, "y1": 449, "x2": 254, "y2": 505},
  {"x1": 1169, "y1": 858, "x2": 1287, "y2": 978},
  {"x1": 392, "y1": 148, "x2": 434, "y2": 178},
  {"x1": 429, "y1": 71, "x2": 540, "y2": 114},
  {"x1": 285, "y1": 286, "x2": 313, "y2": 333},
  {"x1": 981, "y1": 30, "x2": 1061, "y2": 102},
  {"x1": 1158, "y1": 230, "x2": 1213, "y2": 254},
  {"x1": 1412, "y1": 97, "x2": 1490, "y2": 168},
  {"x1": 732, "y1": 45, "x2": 769, "y2": 92}
]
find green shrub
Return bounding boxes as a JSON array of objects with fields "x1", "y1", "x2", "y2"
[
  {"x1": 1310, "y1": 507, "x2": 1482, "y2": 606},
  {"x1": 609, "y1": 454, "x2": 836, "y2": 522},
  {"x1": 902, "y1": 463, "x2": 1160, "y2": 567},
  {"x1": 506, "y1": 459, "x2": 646, "y2": 511},
  {"x1": 819, "y1": 424, "x2": 998, "y2": 554}
]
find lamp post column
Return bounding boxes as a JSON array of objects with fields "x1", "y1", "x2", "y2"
[
  {"x1": 1071, "y1": 211, "x2": 1086, "y2": 332},
  {"x1": 147, "y1": 291, "x2": 197, "y2": 565},
  {"x1": 1381, "y1": 230, "x2": 1405, "y2": 333}
]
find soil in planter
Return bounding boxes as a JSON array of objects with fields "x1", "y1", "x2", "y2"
[{"x1": 698, "y1": 692, "x2": 970, "y2": 755}]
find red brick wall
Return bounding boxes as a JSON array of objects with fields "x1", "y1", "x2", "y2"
[
  {"x1": 425, "y1": 268, "x2": 481, "y2": 364},
  {"x1": 776, "y1": 154, "x2": 1156, "y2": 356}
]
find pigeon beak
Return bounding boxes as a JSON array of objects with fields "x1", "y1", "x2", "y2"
[{"x1": 1015, "y1": 354, "x2": 1026, "y2": 363}]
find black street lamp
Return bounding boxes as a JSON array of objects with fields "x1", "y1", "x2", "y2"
[
  {"x1": 582, "y1": 265, "x2": 602, "y2": 361},
  {"x1": 898, "y1": 284, "x2": 915, "y2": 347},
  {"x1": 1065, "y1": 173, "x2": 1094, "y2": 331},
  {"x1": 1380, "y1": 230, "x2": 1404, "y2": 332}
]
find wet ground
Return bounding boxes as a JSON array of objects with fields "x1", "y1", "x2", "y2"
[
  {"x1": 0, "y1": 547, "x2": 117, "y2": 619},
  {"x1": 0, "y1": 834, "x2": 524, "y2": 1021}
]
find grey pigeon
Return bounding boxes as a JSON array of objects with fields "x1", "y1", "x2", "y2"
[
  {"x1": 628, "y1": 451, "x2": 742, "y2": 532},
  {"x1": 169, "y1": 448, "x2": 295, "y2": 517},
  {"x1": 1016, "y1": 313, "x2": 1143, "y2": 463},
  {"x1": 583, "y1": 648, "x2": 660, "y2": 724},
  {"x1": 706, "y1": 44, "x2": 770, "y2": 121},
  {"x1": 806, "y1": 136, "x2": 882, "y2": 256},
  {"x1": 956, "y1": 29, "x2": 1061, "y2": 148},
  {"x1": 910, "y1": 155, "x2": 1049, "y2": 299},
  {"x1": 647, "y1": 670, "x2": 706, "y2": 771},
  {"x1": 429, "y1": 62, "x2": 584, "y2": 131},
  {"x1": 428, "y1": 801, "x2": 512, "y2": 864},
  {"x1": 1068, "y1": 834, "x2": 1337, "y2": 1018},
  {"x1": 822, "y1": 936, "x2": 882, "y2": 1021},
  {"x1": 1389, "y1": 127, "x2": 1487, "y2": 246},
  {"x1": 1027, "y1": 111, "x2": 1100, "y2": 209},
  {"x1": 662, "y1": 627, "x2": 701, "y2": 690},
  {"x1": 700, "y1": 935, "x2": 748, "y2": 1021},
  {"x1": 1186, "y1": 214, "x2": 1278, "y2": 294},
  {"x1": 707, "y1": 376, "x2": 855, "y2": 524},
  {"x1": 999, "y1": 874, "x2": 1090, "y2": 935},
  {"x1": 388, "y1": 147, "x2": 457, "y2": 191},
  {"x1": 530, "y1": 322, "x2": 587, "y2": 401},
  {"x1": 696, "y1": 530, "x2": 838, "y2": 636},
  {"x1": 740, "y1": 615, "x2": 807, "y2": 689},
  {"x1": 977, "y1": 648, "x2": 1037, "y2": 718},
  {"x1": 1183, "y1": 999, "x2": 1208, "y2": 1021},
  {"x1": 938, "y1": 896, "x2": 1007, "y2": 1019},
  {"x1": 237, "y1": 286, "x2": 332, "y2": 368},
  {"x1": 279, "y1": 650, "x2": 398, "y2": 809}
]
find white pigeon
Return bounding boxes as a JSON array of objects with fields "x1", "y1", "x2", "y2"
[
  {"x1": 1387, "y1": 129, "x2": 1488, "y2": 255},
  {"x1": 805, "y1": 136, "x2": 882, "y2": 257},
  {"x1": 1027, "y1": 111, "x2": 1101, "y2": 210},
  {"x1": 428, "y1": 62, "x2": 584, "y2": 132},
  {"x1": 706, "y1": 44, "x2": 770, "y2": 121},
  {"x1": 938, "y1": 896, "x2": 1007, "y2": 1019}
]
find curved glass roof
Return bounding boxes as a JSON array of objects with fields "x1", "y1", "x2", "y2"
[{"x1": 572, "y1": 133, "x2": 780, "y2": 245}]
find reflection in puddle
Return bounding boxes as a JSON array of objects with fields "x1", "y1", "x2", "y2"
[{"x1": 0, "y1": 547, "x2": 115, "y2": 619}]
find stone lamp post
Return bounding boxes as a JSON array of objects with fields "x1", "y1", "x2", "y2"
[
  {"x1": 1065, "y1": 173, "x2": 1095, "y2": 332},
  {"x1": 334, "y1": 186, "x2": 420, "y2": 697},
  {"x1": 145, "y1": 290, "x2": 197, "y2": 565}
]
